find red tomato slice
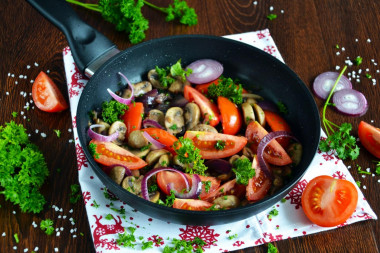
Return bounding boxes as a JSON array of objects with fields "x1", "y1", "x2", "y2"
[
  {"x1": 173, "y1": 199, "x2": 213, "y2": 211},
  {"x1": 246, "y1": 155, "x2": 271, "y2": 202},
  {"x1": 184, "y1": 131, "x2": 247, "y2": 159},
  {"x1": 183, "y1": 86, "x2": 220, "y2": 127},
  {"x1": 203, "y1": 179, "x2": 246, "y2": 202},
  {"x1": 90, "y1": 140, "x2": 147, "y2": 170},
  {"x1": 141, "y1": 128, "x2": 178, "y2": 153},
  {"x1": 358, "y1": 121, "x2": 380, "y2": 158},
  {"x1": 245, "y1": 121, "x2": 292, "y2": 166},
  {"x1": 156, "y1": 171, "x2": 220, "y2": 200},
  {"x1": 122, "y1": 102, "x2": 144, "y2": 138},
  {"x1": 32, "y1": 71, "x2": 68, "y2": 112},
  {"x1": 301, "y1": 175, "x2": 358, "y2": 227},
  {"x1": 218, "y1": 96, "x2": 243, "y2": 135},
  {"x1": 264, "y1": 110, "x2": 292, "y2": 148}
]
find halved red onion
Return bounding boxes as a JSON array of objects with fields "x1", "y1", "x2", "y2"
[
  {"x1": 204, "y1": 159, "x2": 232, "y2": 174},
  {"x1": 167, "y1": 174, "x2": 202, "y2": 199},
  {"x1": 106, "y1": 72, "x2": 135, "y2": 105},
  {"x1": 142, "y1": 119, "x2": 164, "y2": 129},
  {"x1": 257, "y1": 131, "x2": 297, "y2": 178},
  {"x1": 141, "y1": 167, "x2": 190, "y2": 201},
  {"x1": 257, "y1": 100, "x2": 279, "y2": 113},
  {"x1": 332, "y1": 88, "x2": 368, "y2": 116},
  {"x1": 313, "y1": 71, "x2": 352, "y2": 100},
  {"x1": 186, "y1": 59, "x2": 223, "y2": 84},
  {"x1": 88, "y1": 124, "x2": 119, "y2": 142},
  {"x1": 142, "y1": 131, "x2": 165, "y2": 150},
  {"x1": 104, "y1": 164, "x2": 132, "y2": 177},
  {"x1": 140, "y1": 89, "x2": 158, "y2": 107}
]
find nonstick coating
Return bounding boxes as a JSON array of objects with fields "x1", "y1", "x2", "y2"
[{"x1": 77, "y1": 35, "x2": 320, "y2": 225}]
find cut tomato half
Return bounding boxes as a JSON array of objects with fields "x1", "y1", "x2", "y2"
[
  {"x1": 173, "y1": 199, "x2": 213, "y2": 211},
  {"x1": 218, "y1": 96, "x2": 242, "y2": 135},
  {"x1": 203, "y1": 179, "x2": 246, "y2": 202},
  {"x1": 122, "y1": 102, "x2": 144, "y2": 138},
  {"x1": 301, "y1": 175, "x2": 358, "y2": 227},
  {"x1": 245, "y1": 121, "x2": 292, "y2": 166},
  {"x1": 358, "y1": 121, "x2": 380, "y2": 158},
  {"x1": 264, "y1": 110, "x2": 292, "y2": 148},
  {"x1": 184, "y1": 131, "x2": 247, "y2": 159},
  {"x1": 246, "y1": 155, "x2": 271, "y2": 202},
  {"x1": 141, "y1": 128, "x2": 178, "y2": 153},
  {"x1": 90, "y1": 140, "x2": 147, "y2": 170}
]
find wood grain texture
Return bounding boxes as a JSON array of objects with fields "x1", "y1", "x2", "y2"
[{"x1": 0, "y1": 0, "x2": 379, "y2": 252}]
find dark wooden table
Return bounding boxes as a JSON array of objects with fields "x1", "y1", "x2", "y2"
[{"x1": 1, "y1": 0, "x2": 379, "y2": 252}]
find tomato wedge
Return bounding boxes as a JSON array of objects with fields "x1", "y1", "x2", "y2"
[
  {"x1": 246, "y1": 156, "x2": 271, "y2": 202},
  {"x1": 141, "y1": 128, "x2": 178, "y2": 153},
  {"x1": 90, "y1": 140, "x2": 147, "y2": 170},
  {"x1": 358, "y1": 121, "x2": 380, "y2": 158},
  {"x1": 122, "y1": 102, "x2": 144, "y2": 138},
  {"x1": 183, "y1": 86, "x2": 220, "y2": 127},
  {"x1": 173, "y1": 199, "x2": 213, "y2": 211},
  {"x1": 264, "y1": 110, "x2": 292, "y2": 148},
  {"x1": 156, "y1": 171, "x2": 220, "y2": 200},
  {"x1": 184, "y1": 131, "x2": 247, "y2": 159},
  {"x1": 32, "y1": 71, "x2": 68, "y2": 112},
  {"x1": 218, "y1": 97, "x2": 242, "y2": 135},
  {"x1": 245, "y1": 121, "x2": 292, "y2": 166},
  {"x1": 301, "y1": 175, "x2": 358, "y2": 227},
  {"x1": 203, "y1": 179, "x2": 246, "y2": 202}
]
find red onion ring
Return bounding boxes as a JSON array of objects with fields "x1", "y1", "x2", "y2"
[
  {"x1": 142, "y1": 131, "x2": 166, "y2": 150},
  {"x1": 167, "y1": 174, "x2": 202, "y2": 199},
  {"x1": 142, "y1": 119, "x2": 164, "y2": 129},
  {"x1": 257, "y1": 131, "x2": 297, "y2": 179},
  {"x1": 313, "y1": 71, "x2": 352, "y2": 100},
  {"x1": 186, "y1": 59, "x2": 223, "y2": 84},
  {"x1": 332, "y1": 88, "x2": 368, "y2": 117},
  {"x1": 141, "y1": 167, "x2": 190, "y2": 201},
  {"x1": 106, "y1": 72, "x2": 135, "y2": 105},
  {"x1": 88, "y1": 124, "x2": 119, "y2": 142}
]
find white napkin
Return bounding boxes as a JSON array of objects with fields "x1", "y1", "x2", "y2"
[{"x1": 63, "y1": 29, "x2": 377, "y2": 253}]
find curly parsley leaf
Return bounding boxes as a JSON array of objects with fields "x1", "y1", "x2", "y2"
[
  {"x1": 70, "y1": 184, "x2": 82, "y2": 204},
  {"x1": 232, "y1": 157, "x2": 255, "y2": 185},
  {"x1": 40, "y1": 219, "x2": 54, "y2": 235},
  {"x1": 155, "y1": 60, "x2": 191, "y2": 87},
  {"x1": 101, "y1": 100, "x2": 128, "y2": 124},
  {"x1": 267, "y1": 14, "x2": 277, "y2": 20},
  {"x1": 117, "y1": 227, "x2": 137, "y2": 248},
  {"x1": 267, "y1": 242, "x2": 278, "y2": 253},
  {"x1": 88, "y1": 143, "x2": 100, "y2": 159},
  {"x1": 207, "y1": 76, "x2": 244, "y2": 105},
  {"x1": 0, "y1": 121, "x2": 49, "y2": 213},
  {"x1": 173, "y1": 137, "x2": 207, "y2": 175},
  {"x1": 375, "y1": 161, "x2": 380, "y2": 175},
  {"x1": 214, "y1": 140, "x2": 226, "y2": 150}
]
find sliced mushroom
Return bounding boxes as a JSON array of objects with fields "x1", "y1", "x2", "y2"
[
  {"x1": 148, "y1": 191, "x2": 160, "y2": 203},
  {"x1": 184, "y1": 103, "x2": 201, "y2": 130},
  {"x1": 129, "y1": 148, "x2": 151, "y2": 159},
  {"x1": 242, "y1": 146, "x2": 255, "y2": 160},
  {"x1": 109, "y1": 166, "x2": 126, "y2": 185},
  {"x1": 155, "y1": 92, "x2": 171, "y2": 104},
  {"x1": 93, "y1": 120, "x2": 110, "y2": 135},
  {"x1": 252, "y1": 103, "x2": 266, "y2": 126},
  {"x1": 244, "y1": 97, "x2": 258, "y2": 105},
  {"x1": 242, "y1": 93, "x2": 264, "y2": 101},
  {"x1": 108, "y1": 121, "x2": 127, "y2": 145},
  {"x1": 145, "y1": 149, "x2": 171, "y2": 166},
  {"x1": 229, "y1": 155, "x2": 248, "y2": 165},
  {"x1": 241, "y1": 102, "x2": 255, "y2": 125},
  {"x1": 121, "y1": 176, "x2": 143, "y2": 195},
  {"x1": 128, "y1": 130, "x2": 148, "y2": 149},
  {"x1": 213, "y1": 195, "x2": 240, "y2": 209},
  {"x1": 148, "y1": 109, "x2": 165, "y2": 127},
  {"x1": 173, "y1": 155, "x2": 191, "y2": 171},
  {"x1": 190, "y1": 124, "x2": 218, "y2": 133},
  {"x1": 154, "y1": 153, "x2": 172, "y2": 168},
  {"x1": 286, "y1": 143, "x2": 303, "y2": 166},
  {"x1": 148, "y1": 69, "x2": 167, "y2": 90},
  {"x1": 168, "y1": 77, "x2": 190, "y2": 93},
  {"x1": 122, "y1": 81, "x2": 152, "y2": 98},
  {"x1": 165, "y1": 107, "x2": 185, "y2": 135}
]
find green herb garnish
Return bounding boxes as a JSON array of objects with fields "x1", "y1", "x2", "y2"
[
  {"x1": 155, "y1": 60, "x2": 192, "y2": 88},
  {"x1": 228, "y1": 233, "x2": 238, "y2": 240},
  {"x1": 40, "y1": 219, "x2": 54, "y2": 235},
  {"x1": 356, "y1": 181, "x2": 361, "y2": 187},
  {"x1": 267, "y1": 242, "x2": 278, "y2": 253},
  {"x1": 14, "y1": 233, "x2": 19, "y2": 243},
  {"x1": 173, "y1": 137, "x2": 207, "y2": 175},
  {"x1": 101, "y1": 100, "x2": 128, "y2": 124},
  {"x1": 169, "y1": 124, "x2": 178, "y2": 130},
  {"x1": 375, "y1": 161, "x2": 380, "y2": 175},
  {"x1": 92, "y1": 200, "x2": 100, "y2": 208},
  {"x1": 268, "y1": 208, "x2": 279, "y2": 220},
  {"x1": 116, "y1": 227, "x2": 137, "y2": 248},
  {"x1": 11, "y1": 112, "x2": 18, "y2": 118},
  {"x1": 141, "y1": 240, "x2": 154, "y2": 250},
  {"x1": 357, "y1": 165, "x2": 371, "y2": 175},
  {"x1": 276, "y1": 101, "x2": 288, "y2": 114},
  {"x1": 202, "y1": 180, "x2": 212, "y2": 193},
  {"x1": 267, "y1": 14, "x2": 277, "y2": 20},
  {"x1": 88, "y1": 143, "x2": 100, "y2": 159},
  {"x1": 69, "y1": 184, "x2": 82, "y2": 204},
  {"x1": 214, "y1": 140, "x2": 226, "y2": 150},
  {"x1": 141, "y1": 143, "x2": 152, "y2": 151},
  {"x1": 54, "y1": 129, "x2": 61, "y2": 138},
  {"x1": 353, "y1": 56, "x2": 363, "y2": 66},
  {"x1": 232, "y1": 157, "x2": 255, "y2": 185},
  {"x1": 208, "y1": 76, "x2": 243, "y2": 105}
]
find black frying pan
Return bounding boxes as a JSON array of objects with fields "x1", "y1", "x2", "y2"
[{"x1": 27, "y1": 0, "x2": 321, "y2": 225}]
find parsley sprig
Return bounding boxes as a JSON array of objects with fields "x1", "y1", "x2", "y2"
[
  {"x1": 155, "y1": 60, "x2": 192, "y2": 88},
  {"x1": 319, "y1": 66, "x2": 360, "y2": 160},
  {"x1": 101, "y1": 100, "x2": 128, "y2": 125},
  {"x1": 232, "y1": 157, "x2": 256, "y2": 185},
  {"x1": 374, "y1": 161, "x2": 380, "y2": 175},
  {"x1": 40, "y1": 219, "x2": 55, "y2": 235},
  {"x1": 207, "y1": 76, "x2": 244, "y2": 105},
  {"x1": 173, "y1": 137, "x2": 207, "y2": 175}
]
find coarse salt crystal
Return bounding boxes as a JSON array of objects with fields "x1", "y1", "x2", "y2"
[
  {"x1": 62, "y1": 216, "x2": 67, "y2": 219},
  {"x1": 2, "y1": 232, "x2": 5, "y2": 237},
  {"x1": 356, "y1": 79, "x2": 360, "y2": 83},
  {"x1": 56, "y1": 232, "x2": 61, "y2": 237},
  {"x1": 358, "y1": 69, "x2": 362, "y2": 74},
  {"x1": 19, "y1": 75, "x2": 24, "y2": 78},
  {"x1": 363, "y1": 185, "x2": 367, "y2": 189},
  {"x1": 11, "y1": 74, "x2": 15, "y2": 77},
  {"x1": 12, "y1": 211, "x2": 16, "y2": 214},
  {"x1": 362, "y1": 175, "x2": 366, "y2": 178},
  {"x1": 35, "y1": 129, "x2": 39, "y2": 133},
  {"x1": 366, "y1": 68, "x2": 370, "y2": 72},
  {"x1": 34, "y1": 62, "x2": 39, "y2": 67},
  {"x1": 70, "y1": 229, "x2": 74, "y2": 233},
  {"x1": 6, "y1": 92, "x2": 9, "y2": 95},
  {"x1": 342, "y1": 47, "x2": 345, "y2": 51},
  {"x1": 371, "y1": 59, "x2": 375, "y2": 62},
  {"x1": 355, "y1": 38, "x2": 359, "y2": 42},
  {"x1": 47, "y1": 70, "x2": 50, "y2": 73},
  {"x1": 58, "y1": 215, "x2": 62, "y2": 219},
  {"x1": 13, "y1": 246, "x2": 17, "y2": 250},
  {"x1": 69, "y1": 139, "x2": 73, "y2": 143},
  {"x1": 41, "y1": 133, "x2": 47, "y2": 138},
  {"x1": 60, "y1": 208, "x2": 63, "y2": 212},
  {"x1": 30, "y1": 80, "x2": 34, "y2": 83},
  {"x1": 269, "y1": 6, "x2": 274, "y2": 11},
  {"x1": 60, "y1": 227, "x2": 64, "y2": 231},
  {"x1": 348, "y1": 165, "x2": 351, "y2": 169},
  {"x1": 371, "y1": 120, "x2": 374, "y2": 123},
  {"x1": 15, "y1": 81, "x2": 18, "y2": 85},
  {"x1": 372, "y1": 174, "x2": 375, "y2": 177},
  {"x1": 8, "y1": 73, "x2": 10, "y2": 76},
  {"x1": 24, "y1": 249, "x2": 28, "y2": 252},
  {"x1": 55, "y1": 206, "x2": 59, "y2": 212},
  {"x1": 34, "y1": 247, "x2": 39, "y2": 251},
  {"x1": 281, "y1": 10, "x2": 284, "y2": 13},
  {"x1": 73, "y1": 235, "x2": 77, "y2": 238},
  {"x1": 336, "y1": 52, "x2": 340, "y2": 55},
  {"x1": 24, "y1": 76, "x2": 27, "y2": 79},
  {"x1": 55, "y1": 228, "x2": 59, "y2": 232},
  {"x1": 335, "y1": 65, "x2": 340, "y2": 70},
  {"x1": 367, "y1": 38, "x2": 371, "y2": 43},
  {"x1": 27, "y1": 65, "x2": 31, "y2": 69},
  {"x1": 69, "y1": 209, "x2": 73, "y2": 213},
  {"x1": 378, "y1": 179, "x2": 380, "y2": 183},
  {"x1": 253, "y1": 1, "x2": 258, "y2": 5},
  {"x1": 54, "y1": 248, "x2": 59, "y2": 252},
  {"x1": 366, "y1": 168, "x2": 371, "y2": 172},
  {"x1": 68, "y1": 128, "x2": 72, "y2": 132},
  {"x1": 20, "y1": 111, "x2": 24, "y2": 115}
]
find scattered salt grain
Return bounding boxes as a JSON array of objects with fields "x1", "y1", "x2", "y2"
[
  {"x1": 69, "y1": 209, "x2": 73, "y2": 213},
  {"x1": 366, "y1": 168, "x2": 371, "y2": 172},
  {"x1": 2, "y1": 232, "x2": 6, "y2": 237},
  {"x1": 32, "y1": 221, "x2": 38, "y2": 228},
  {"x1": 358, "y1": 69, "x2": 362, "y2": 74},
  {"x1": 58, "y1": 215, "x2": 62, "y2": 219},
  {"x1": 367, "y1": 38, "x2": 371, "y2": 43},
  {"x1": 253, "y1": 1, "x2": 258, "y2": 5},
  {"x1": 30, "y1": 80, "x2": 34, "y2": 83},
  {"x1": 6, "y1": 92, "x2": 9, "y2": 95},
  {"x1": 73, "y1": 235, "x2": 77, "y2": 238},
  {"x1": 56, "y1": 231, "x2": 61, "y2": 237},
  {"x1": 55, "y1": 228, "x2": 59, "y2": 232},
  {"x1": 363, "y1": 185, "x2": 367, "y2": 189},
  {"x1": 335, "y1": 65, "x2": 340, "y2": 70},
  {"x1": 377, "y1": 70, "x2": 380, "y2": 73},
  {"x1": 20, "y1": 111, "x2": 24, "y2": 115},
  {"x1": 60, "y1": 227, "x2": 64, "y2": 231},
  {"x1": 70, "y1": 229, "x2": 74, "y2": 234},
  {"x1": 19, "y1": 75, "x2": 24, "y2": 79},
  {"x1": 280, "y1": 10, "x2": 284, "y2": 14},
  {"x1": 336, "y1": 52, "x2": 340, "y2": 55},
  {"x1": 345, "y1": 59, "x2": 353, "y2": 66},
  {"x1": 27, "y1": 65, "x2": 31, "y2": 69},
  {"x1": 8, "y1": 73, "x2": 10, "y2": 76},
  {"x1": 68, "y1": 128, "x2": 72, "y2": 132},
  {"x1": 356, "y1": 79, "x2": 360, "y2": 83},
  {"x1": 35, "y1": 129, "x2": 39, "y2": 134},
  {"x1": 24, "y1": 249, "x2": 28, "y2": 252},
  {"x1": 366, "y1": 68, "x2": 370, "y2": 72},
  {"x1": 62, "y1": 215, "x2": 67, "y2": 219},
  {"x1": 362, "y1": 175, "x2": 366, "y2": 178},
  {"x1": 13, "y1": 246, "x2": 17, "y2": 250},
  {"x1": 60, "y1": 208, "x2": 63, "y2": 212},
  {"x1": 52, "y1": 205, "x2": 56, "y2": 209},
  {"x1": 55, "y1": 206, "x2": 59, "y2": 212},
  {"x1": 371, "y1": 59, "x2": 375, "y2": 62},
  {"x1": 342, "y1": 47, "x2": 345, "y2": 51},
  {"x1": 54, "y1": 248, "x2": 59, "y2": 252},
  {"x1": 371, "y1": 120, "x2": 374, "y2": 123},
  {"x1": 269, "y1": 6, "x2": 274, "y2": 11},
  {"x1": 355, "y1": 38, "x2": 359, "y2": 42},
  {"x1": 47, "y1": 70, "x2": 50, "y2": 73},
  {"x1": 41, "y1": 133, "x2": 47, "y2": 138},
  {"x1": 15, "y1": 81, "x2": 18, "y2": 85},
  {"x1": 69, "y1": 139, "x2": 74, "y2": 143},
  {"x1": 34, "y1": 247, "x2": 39, "y2": 252},
  {"x1": 372, "y1": 174, "x2": 375, "y2": 177},
  {"x1": 11, "y1": 74, "x2": 15, "y2": 77},
  {"x1": 347, "y1": 165, "x2": 351, "y2": 169},
  {"x1": 12, "y1": 211, "x2": 16, "y2": 214},
  {"x1": 24, "y1": 76, "x2": 27, "y2": 79},
  {"x1": 378, "y1": 179, "x2": 380, "y2": 183},
  {"x1": 34, "y1": 62, "x2": 39, "y2": 67}
]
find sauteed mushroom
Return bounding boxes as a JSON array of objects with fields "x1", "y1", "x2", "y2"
[
  {"x1": 128, "y1": 130, "x2": 148, "y2": 149},
  {"x1": 109, "y1": 166, "x2": 126, "y2": 185},
  {"x1": 165, "y1": 107, "x2": 185, "y2": 135},
  {"x1": 191, "y1": 124, "x2": 218, "y2": 133},
  {"x1": 122, "y1": 81, "x2": 152, "y2": 98},
  {"x1": 122, "y1": 176, "x2": 143, "y2": 195},
  {"x1": 184, "y1": 102, "x2": 200, "y2": 130},
  {"x1": 148, "y1": 109, "x2": 165, "y2": 127},
  {"x1": 93, "y1": 119, "x2": 110, "y2": 134},
  {"x1": 169, "y1": 77, "x2": 190, "y2": 93},
  {"x1": 108, "y1": 121, "x2": 127, "y2": 145},
  {"x1": 241, "y1": 102, "x2": 255, "y2": 125},
  {"x1": 252, "y1": 103, "x2": 266, "y2": 126},
  {"x1": 213, "y1": 195, "x2": 240, "y2": 209},
  {"x1": 146, "y1": 149, "x2": 171, "y2": 166},
  {"x1": 148, "y1": 69, "x2": 167, "y2": 90}
]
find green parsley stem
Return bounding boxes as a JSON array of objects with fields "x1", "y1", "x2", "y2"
[
  {"x1": 65, "y1": 0, "x2": 101, "y2": 12},
  {"x1": 143, "y1": 1, "x2": 167, "y2": 13}
]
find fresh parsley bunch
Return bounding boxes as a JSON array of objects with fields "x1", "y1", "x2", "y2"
[
  {"x1": 0, "y1": 121, "x2": 49, "y2": 213},
  {"x1": 232, "y1": 157, "x2": 255, "y2": 185},
  {"x1": 207, "y1": 76, "x2": 244, "y2": 105}
]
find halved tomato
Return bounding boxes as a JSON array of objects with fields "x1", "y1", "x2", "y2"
[
  {"x1": 184, "y1": 131, "x2": 247, "y2": 159},
  {"x1": 358, "y1": 121, "x2": 380, "y2": 158},
  {"x1": 32, "y1": 71, "x2": 68, "y2": 112},
  {"x1": 203, "y1": 179, "x2": 246, "y2": 202},
  {"x1": 173, "y1": 199, "x2": 213, "y2": 211},
  {"x1": 141, "y1": 128, "x2": 178, "y2": 153},
  {"x1": 246, "y1": 155, "x2": 271, "y2": 202},
  {"x1": 301, "y1": 175, "x2": 358, "y2": 227},
  {"x1": 90, "y1": 140, "x2": 147, "y2": 170},
  {"x1": 245, "y1": 121, "x2": 292, "y2": 166},
  {"x1": 218, "y1": 96, "x2": 242, "y2": 135},
  {"x1": 264, "y1": 110, "x2": 292, "y2": 148},
  {"x1": 156, "y1": 171, "x2": 220, "y2": 200},
  {"x1": 122, "y1": 102, "x2": 144, "y2": 138},
  {"x1": 183, "y1": 86, "x2": 220, "y2": 127}
]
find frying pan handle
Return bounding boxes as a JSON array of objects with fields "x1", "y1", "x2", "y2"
[{"x1": 26, "y1": 0, "x2": 118, "y2": 76}]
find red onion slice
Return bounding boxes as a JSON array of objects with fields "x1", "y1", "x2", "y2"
[
  {"x1": 167, "y1": 174, "x2": 202, "y2": 199},
  {"x1": 257, "y1": 101, "x2": 279, "y2": 113},
  {"x1": 88, "y1": 124, "x2": 119, "y2": 142},
  {"x1": 142, "y1": 119, "x2": 164, "y2": 129},
  {"x1": 186, "y1": 59, "x2": 223, "y2": 84},
  {"x1": 142, "y1": 131, "x2": 166, "y2": 150},
  {"x1": 257, "y1": 131, "x2": 297, "y2": 178},
  {"x1": 204, "y1": 159, "x2": 232, "y2": 174},
  {"x1": 332, "y1": 88, "x2": 368, "y2": 116},
  {"x1": 313, "y1": 71, "x2": 352, "y2": 100},
  {"x1": 106, "y1": 72, "x2": 135, "y2": 105},
  {"x1": 141, "y1": 167, "x2": 190, "y2": 201}
]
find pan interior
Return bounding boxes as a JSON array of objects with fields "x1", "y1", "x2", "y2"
[{"x1": 77, "y1": 35, "x2": 320, "y2": 225}]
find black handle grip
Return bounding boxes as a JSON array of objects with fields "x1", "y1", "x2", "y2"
[{"x1": 26, "y1": 0, "x2": 117, "y2": 73}]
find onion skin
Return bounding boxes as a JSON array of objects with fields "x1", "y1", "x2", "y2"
[
  {"x1": 88, "y1": 124, "x2": 119, "y2": 142},
  {"x1": 142, "y1": 131, "x2": 166, "y2": 150},
  {"x1": 106, "y1": 72, "x2": 135, "y2": 105},
  {"x1": 142, "y1": 119, "x2": 164, "y2": 129},
  {"x1": 167, "y1": 174, "x2": 202, "y2": 199}
]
